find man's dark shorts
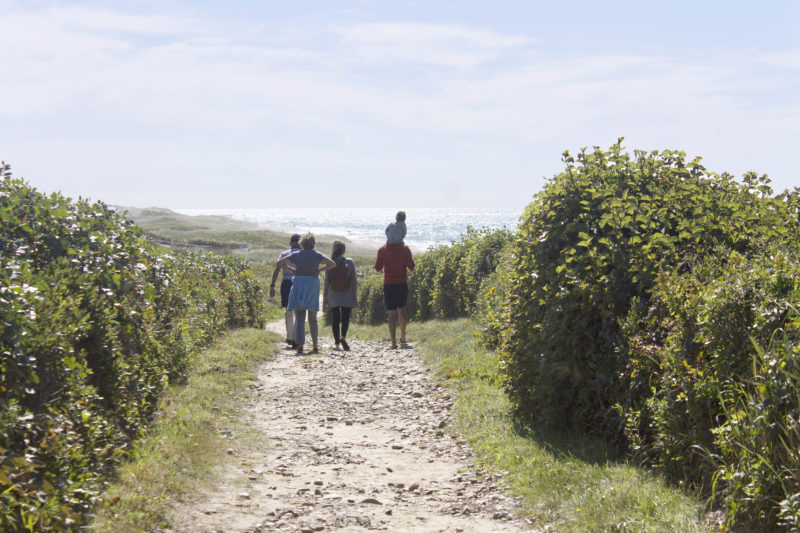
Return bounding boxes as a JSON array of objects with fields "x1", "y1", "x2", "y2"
[
  {"x1": 383, "y1": 283, "x2": 408, "y2": 311},
  {"x1": 280, "y1": 279, "x2": 293, "y2": 308}
]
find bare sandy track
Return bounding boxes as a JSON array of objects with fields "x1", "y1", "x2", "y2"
[{"x1": 164, "y1": 323, "x2": 534, "y2": 532}]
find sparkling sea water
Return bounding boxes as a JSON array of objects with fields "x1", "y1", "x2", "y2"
[{"x1": 176, "y1": 207, "x2": 523, "y2": 250}]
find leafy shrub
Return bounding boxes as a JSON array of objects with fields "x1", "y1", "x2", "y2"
[
  {"x1": 424, "y1": 227, "x2": 512, "y2": 320},
  {"x1": 0, "y1": 167, "x2": 264, "y2": 531},
  {"x1": 499, "y1": 140, "x2": 799, "y2": 433},
  {"x1": 474, "y1": 246, "x2": 513, "y2": 349},
  {"x1": 406, "y1": 245, "x2": 449, "y2": 320},
  {"x1": 491, "y1": 140, "x2": 800, "y2": 529},
  {"x1": 352, "y1": 273, "x2": 386, "y2": 325},
  {"x1": 619, "y1": 249, "x2": 800, "y2": 529},
  {"x1": 713, "y1": 330, "x2": 800, "y2": 530}
]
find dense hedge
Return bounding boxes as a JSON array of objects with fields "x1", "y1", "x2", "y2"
[
  {"x1": 353, "y1": 227, "x2": 512, "y2": 325},
  {"x1": 0, "y1": 167, "x2": 264, "y2": 532},
  {"x1": 352, "y1": 274, "x2": 387, "y2": 325},
  {"x1": 621, "y1": 249, "x2": 800, "y2": 528},
  {"x1": 492, "y1": 142, "x2": 797, "y2": 429},
  {"x1": 483, "y1": 141, "x2": 800, "y2": 529}
]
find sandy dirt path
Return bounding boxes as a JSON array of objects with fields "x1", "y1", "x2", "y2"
[{"x1": 166, "y1": 322, "x2": 534, "y2": 532}]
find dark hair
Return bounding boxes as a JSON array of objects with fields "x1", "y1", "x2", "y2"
[
  {"x1": 331, "y1": 240, "x2": 346, "y2": 260},
  {"x1": 396, "y1": 210, "x2": 406, "y2": 222}
]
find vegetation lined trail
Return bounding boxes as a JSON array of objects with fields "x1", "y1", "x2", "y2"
[{"x1": 165, "y1": 322, "x2": 532, "y2": 532}]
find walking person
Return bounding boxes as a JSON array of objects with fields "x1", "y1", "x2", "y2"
[
  {"x1": 270, "y1": 233, "x2": 302, "y2": 348},
  {"x1": 374, "y1": 236, "x2": 415, "y2": 349},
  {"x1": 275, "y1": 232, "x2": 335, "y2": 354},
  {"x1": 323, "y1": 241, "x2": 358, "y2": 351}
]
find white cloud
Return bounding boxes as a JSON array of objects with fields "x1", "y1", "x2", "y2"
[
  {"x1": 752, "y1": 49, "x2": 800, "y2": 70},
  {"x1": 338, "y1": 22, "x2": 531, "y2": 48},
  {"x1": 1, "y1": 2, "x2": 799, "y2": 207},
  {"x1": 47, "y1": 5, "x2": 185, "y2": 34},
  {"x1": 334, "y1": 22, "x2": 532, "y2": 69}
]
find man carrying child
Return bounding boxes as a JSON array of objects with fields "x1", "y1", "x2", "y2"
[{"x1": 375, "y1": 211, "x2": 415, "y2": 349}]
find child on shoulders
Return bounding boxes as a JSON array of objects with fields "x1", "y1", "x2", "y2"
[{"x1": 385, "y1": 210, "x2": 407, "y2": 244}]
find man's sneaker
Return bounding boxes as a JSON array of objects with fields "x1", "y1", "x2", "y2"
[{"x1": 341, "y1": 338, "x2": 350, "y2": 351}]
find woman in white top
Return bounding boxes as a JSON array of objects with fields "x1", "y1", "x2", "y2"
[{"x1": 323, "y1": 241, "x2": 358, "y2": 351}]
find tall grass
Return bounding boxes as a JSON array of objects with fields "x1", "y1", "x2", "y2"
[
  {"x1": 90, "y1": 328, "x2": 278, "y2": 532},
  {"x1": 708, "y1": 331, "x2": 800, "y2": 530}
]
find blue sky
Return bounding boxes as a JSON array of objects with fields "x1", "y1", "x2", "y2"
[{"x1": 1, "y1": 1, "x2": 798, "y2": 209}]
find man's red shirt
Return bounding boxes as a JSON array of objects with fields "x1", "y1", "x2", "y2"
[{"x1": 375, "y1": 243, "x2": 415, "y2": 284}]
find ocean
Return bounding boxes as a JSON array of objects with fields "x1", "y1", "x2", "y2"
[{"x1": 176, "y1": 207, "x2": 523, "y2": 250}]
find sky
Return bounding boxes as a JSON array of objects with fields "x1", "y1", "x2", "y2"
[{"x1": 1, "y1": 1, "x2": 799, "y2": 209}]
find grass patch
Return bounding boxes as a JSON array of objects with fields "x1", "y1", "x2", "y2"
[
  {"x1": 352, "y1": 318, "x2": 714, "y2": 532},
  {"x1": 89, "y1": 328, "x2": 279, "y2": 532}
]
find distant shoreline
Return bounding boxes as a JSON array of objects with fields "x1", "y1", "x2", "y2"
[
  {"x1": 174, "y1": 207, "x2": 520, "y2": 253},
  {"x1": 254, "y1": 222, "x2": 424, "y2": 254}
]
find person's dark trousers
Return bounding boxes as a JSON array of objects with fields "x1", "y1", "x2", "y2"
[
  {"x1": 331, "y1": 306, "x2": 351, "y2": 344},
  {"x1": 280, "y1": 279, "x2": 294, "y2": 344}
]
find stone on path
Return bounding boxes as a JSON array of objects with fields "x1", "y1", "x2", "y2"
[{"x1": 166, "y1": 326, "x2": 534, "y2": 532}]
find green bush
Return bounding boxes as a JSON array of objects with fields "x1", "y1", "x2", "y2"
[
  {"x1": 406, "y1": 245, "x2": 449, "y2": 320},
  {"x1": 499, "y1": 140, "x2": 799, "y2": 433},
  {"x1": 0, "y1": 167, "x2": 264, "y2": 531},
  {"x1": 474, "y1": 246, "x2": 513, "y2": 349},
  {"x1": 714, "y1": 331, "x2": 800, "y2": 530},
  {"x1": 423, "y1": 227, "x2": 512, "y2": 320},
  {"x1": 352, "y1": 273, "x2": 386, "y2": 325},
  {"x1": 490, "y1": 140, "x2": 800, "y2": 529},
  {"x1": 618, "y1": 249, "x2": 800, "y2": 529}
]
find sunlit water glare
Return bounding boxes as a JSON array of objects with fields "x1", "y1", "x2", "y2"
[{"x1": 176, "y1": 207, "x2": 522, "y2": 250}]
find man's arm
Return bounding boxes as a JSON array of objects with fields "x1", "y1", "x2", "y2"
[
  {"x1": 269, "y1": 263, "x2": 281, "y2": 298},
  {"x1": 374, "y1": 248, "x2": 384, "y2": 272},
  {"x1": 406, "y1": 246, "x2": 415, "y2": 270},
  {"x1": 272, "y1": 255, "x2": 294, "y2": 296}
]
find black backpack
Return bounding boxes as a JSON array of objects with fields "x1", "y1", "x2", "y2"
[{"x1": 329, "y1": 260, "x2": 350, "y2": 292}]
